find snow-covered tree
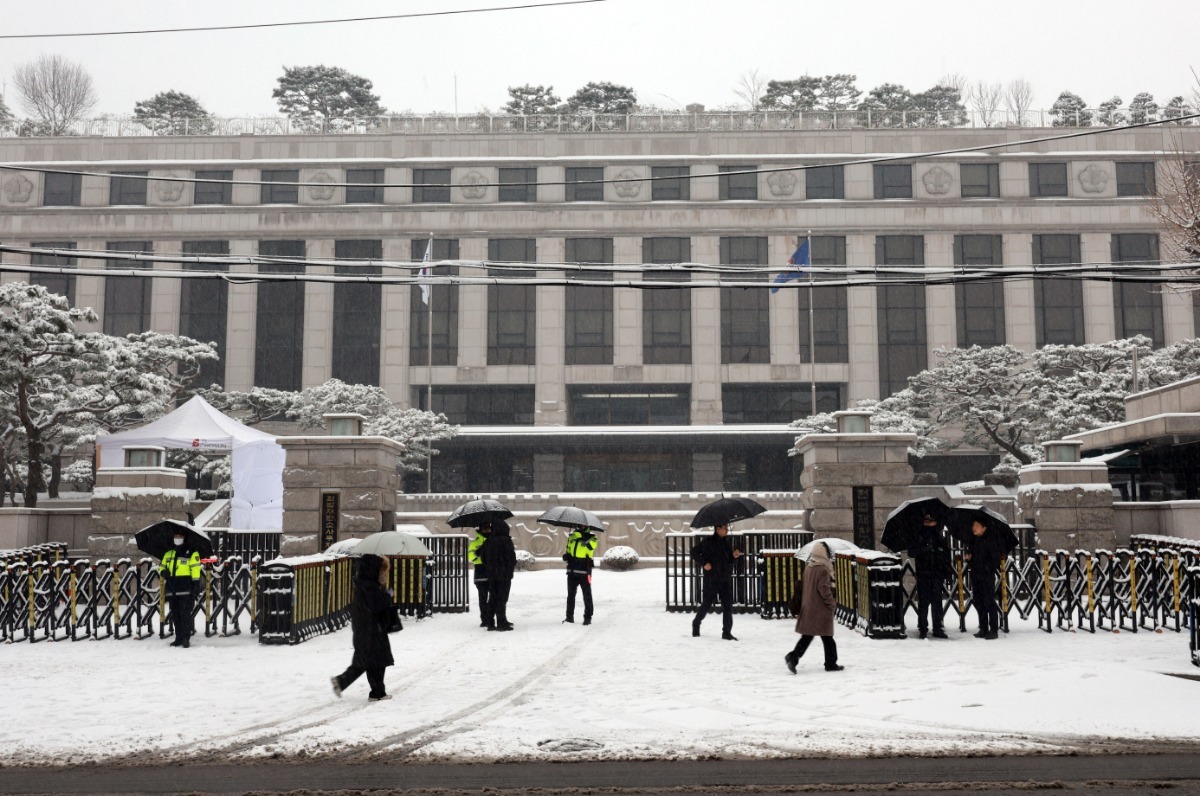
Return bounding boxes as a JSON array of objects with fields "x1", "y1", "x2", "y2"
[
  {"x1": 0, "y1": 94, "x2": 14, "y2": 132},
  {"x1": 857, "y1": 83, "x2": 916, "y2": 127},
  {"x1": 133, "y1": 90, "x2": 215, "y2": 135},
  {"x1": 1127, "y1": 92, "x2": 1158, "y2": 124},
  {"x1": 1049, "y1": 91, "x2": 1091, "y2": 127},
  {"x1": 1162, "y1": 95, "x2": 1190, "y2": 121},
  {"x1": 502, "y1": 84, "x2": 560, "y2": 115},
  {"x1": 790, "y1": 392, "x2": 938, "y2": 459},
  {"x1": 913, "y1": 84, "x2": 968, "y2": 126},
  {"x1": 565, "y1": 82, "x2": 637, "y2": 114},
  {"x1": 761, "y1": 76, "x2": 822, "y2": 111},
  {"x1": 272, "y1": 65, "x2": 385, "y2": 129},
  {"x1": 1149, "y1": 155, "x2": 1200, "y2": 289},
  {"x1": 1096, "y1": 95, "x2": 1126, "y2": 126}
]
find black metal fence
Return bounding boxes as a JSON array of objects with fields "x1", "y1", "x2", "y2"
[
  {"x1": 257, "y1": 557, "x2": 353, "y2": 645},
  {"x1": 665, "y1": 531, "x2": 811, "y2": 613},
  {"x1": 207, "y1": 530, "x2": 281, "y2": 561}
]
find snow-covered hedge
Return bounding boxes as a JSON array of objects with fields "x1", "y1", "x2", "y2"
[
  {"x1": 514, "y1": 549, "x2": 536, "y2": 571},
  {"x1": 601, "y1": 545, "x2": 639, "y2": 571}
]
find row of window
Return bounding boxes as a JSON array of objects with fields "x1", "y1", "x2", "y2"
[
  {"x1": 36, "y1": 161, "x2": 1160, "y2": 207},
  {"x1": 26, "y1": 233, "x2": 1176, "y2": 399}
]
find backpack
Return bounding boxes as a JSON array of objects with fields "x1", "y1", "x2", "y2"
[{"x1": 787, "y1": 577, "x2": 803, "y2": 616}]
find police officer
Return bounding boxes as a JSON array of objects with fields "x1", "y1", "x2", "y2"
[
  {"x1": 160, "y1": 531, "x2": 202, "y2": 648},
  {"x1": 468, "y1": 523, "x2": 491, "y2": 628},
  {"x1": 912, "y1": 514, "x2": 952, "y2": 639},
  {"x1": 563, "y1": 527, "x2": 598, "y2": 625}
]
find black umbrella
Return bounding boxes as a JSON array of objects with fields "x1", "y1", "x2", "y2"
[
  {"x1": 881, "y1": 496, "x2": 950, "y2": 553},
  {"x1": 690, "y1": 496, "x2": 767, "y2": 529},
  {"x1": 946, "y1": 504, "x2": 1019, "y2": 553},
  {"x1": 447, "y1": 498, "x2": 514, "y2": 529},
  {"x1": 538, "y1": 506, "x2": 605, "y2": 532},
  {"x1": 134, "y1": 519, "x2": 214, "y2": 559}
]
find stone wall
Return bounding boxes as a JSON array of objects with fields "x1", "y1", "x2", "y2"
[
  {"x1": 1016, "y1": 462, "x2": 1115, "y2": 552},
  {"x1": 88, "y1": 467, "x2": 190, "y2": 557}
]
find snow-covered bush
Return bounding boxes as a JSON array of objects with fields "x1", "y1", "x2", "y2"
[
  {"x1": 601, "y1": 545, "x2": 639, "y2": 571},
  {"x1": 514, "y1": 549, "x2": 536, "y2": 571}
]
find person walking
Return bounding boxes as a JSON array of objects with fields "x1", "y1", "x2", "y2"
[
  {"x1": 480, "y1": 519, "x2": 516, "y2": 631},
  {"x1": 331, "y1": 554, "x2": 395, "y2": 702},
  {"x1": 690, "y1": 523, "x2": 743, "y2": 640},
  {"x1": 912, "y1": 514, "x2": 952, "y2": 639},
  {"x1": 966, "y1": 519, "x2": 1003, "y2": 639},
  {"x1": 160, "y1": 532, "x2": 202, "y2": 648},
  {"x1": 784, "y1": 541, "x2": 844, "y2": 673},
  {"x1": 468, "y1": 523, "x2": 491, "y2": 628},
  {"x1": 563, "y1": 527, "x2": 598, "y2": 625}
]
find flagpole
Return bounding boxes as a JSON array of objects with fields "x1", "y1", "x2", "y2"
[
  {"x1": 806, "y1": 230, "x2": 816, "y2": 417},
  {"x1": 425, "y1": 234, "x2": 434, "y2": 494}
]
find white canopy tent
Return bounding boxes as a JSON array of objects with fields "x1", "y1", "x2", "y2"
[{"x1": 95, "y1": 396, "x2": 285, "y2": 530}]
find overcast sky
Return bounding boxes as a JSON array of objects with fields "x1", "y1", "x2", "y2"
[{"x1": 1, "y1": 0, "x2": 1196, "y2": 118}]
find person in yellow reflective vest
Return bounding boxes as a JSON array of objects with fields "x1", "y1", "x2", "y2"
[
  {"x1": 468, "y1": 524, "x2": 491, "y2": 628},
  {"x1": 563, "y1": 528, "x2": 598, "y2": 625},
  {"x1": 160, "y1": 534, "x2": 202, "y2": 648}
]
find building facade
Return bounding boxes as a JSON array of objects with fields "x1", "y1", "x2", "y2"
[{"x1": 1, "y1": 121, "x2": 1197, "y2": 492}]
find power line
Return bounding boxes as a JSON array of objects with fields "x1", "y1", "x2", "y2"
[
  {"x1": 0, "y1": 0, "x2": 608, "y2": 39},
  {"x1": 4, "y1": 113, "x2": 1199, "y2": 191}
]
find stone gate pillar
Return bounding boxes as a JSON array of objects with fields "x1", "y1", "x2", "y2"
[
  {"x1": 1017, "y1": 440, "x2": 1116, "y2": 551},
  {"x1": 89, "y1": 446, "x2": 191, "y2": 557},
  {"x1": 792, "y1": 411, "x2": 916, "y2": 549}
]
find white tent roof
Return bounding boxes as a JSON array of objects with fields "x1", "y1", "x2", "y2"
[{"x1": 96, "y1": 395, "x2": 275, "y2": 465}]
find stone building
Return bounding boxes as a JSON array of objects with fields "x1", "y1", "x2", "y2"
[{"x1": 1, "y1": 117, "x2": 1197, "y2": 494}]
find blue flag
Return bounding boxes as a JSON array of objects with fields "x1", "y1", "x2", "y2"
[{"x1": 770, "y1": 240, "x2": 810, "y2": 293}]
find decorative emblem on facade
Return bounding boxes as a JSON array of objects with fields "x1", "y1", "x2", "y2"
[
  {"x1": 921, "y1": 166, "x2": 953, "y2": 195},
  {"x1": 3, "y1": 174, "x2": 34, "y2": 203},
  {"x1": 767, "y1": 170, "x2": 797, "y2": 197},
  {"x1": 459, "y1": 170, "x2": 487, "y2": 200},
  {"x1": 613, "y1": 168, "x2": 642, "y2": 199},
  {"x1": 307, "y1": 171, "x2": 336, "y2": 201},
  {"x1": 1078, "y1": 163, "x2": 1109, "y2": 193},
  {"x1": 155, "y1": 173, "x2": 185, "y2": 203}
]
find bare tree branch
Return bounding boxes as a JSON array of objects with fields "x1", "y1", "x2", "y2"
[
  {"x1": 732, "y1": 69, "x2": 767, "y2": 111},
  {"x1": 12, "y1": 54, "x2": 98, "y2": 135},
  {"x1": 1004, "y1": 78, "x2": 1035, "y2": 126}
]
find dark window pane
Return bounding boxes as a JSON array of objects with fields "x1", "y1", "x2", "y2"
[
  {"x1": 260, "y1": 170, "x2": 299, "y2": 204},
  {"x1": 873, "y1": 164, "x2": 912, "y2": 199},
  {"x1": 110, "y1": 172, "x2": 148, "y2": 205},
  {"x1": 719, "y1": 165, "x2": 758, "y2": 200},
  {"x1": 1029, "y1": 162, "x2": 1068, "y2": 197},
  {"x1": 416, "y1": 385, "x2": 535, "y2": 425},
  {"x1": 29, "y1": 242, "x2": 77, "y2": 304},
  {"x1": 720, "y1": 237, "x2": 769, "y2": 363},
  {"x1": 566, "y1": 167, "x2": 604, "y2": 201},
  {"x1": 193, "y1": 170, "x2": 233, "y2": 205},
  {"x1": 1112, "y1": 233, "x2": 1163, "y2": 345},
  {"x1": 722, "y1": 383, "x2": 842, "y2": 423},
  {"x1": 345, "y1": 169, "x2": 384, "y2": 204},
  {"x1": 1116, "y1": 162, "x2": 1157, "y2": 196},
  {"x1": 805, "y1": 165, "x2": 844, "y2": 199},
  {"x1": 564, "y1": 453, "x2": 691, "y2": 492},
  {"x1": 488, "y1": 239, "x2": 536, "y2": 365},
  {"x1": 568, "y1": 385, "x2": 689, "y2": 425},
  {"x1": 499, "y1": 167, "x2": 537, "y2": 202},
  {"x1": 255, "y1": 241, "x2": 306, "y2": 390},
  {"x1": 876, "y1": 236, "x2": 926, "y2": 396},
  {"x1": 953, "y1": 235, "x2": 1005, "y2": 347},
  {"x1": 565, "y1": 238, "x2": 613, "y2": 365},
  {"x1": 797, "y1": 237, "x2": 848, "y2": 362},
  {"x1": 333, "y1": 240, "x2": 383, "y2": 385},
  {"x1": 42, "y1": 172, "x2": 81, "y2": 206},
  {"x1": 410, "y1": 238, "x2": 461, "y2": 366},
  {"x1": 180, "y1": 240, "x2": 229, "y2": 389},
  {"x1": 960, "y1": 163, "x2": 999, "y2": 198},
  {"x1": 1032, "y1": 234, "x2": 1084, "y2": 345},
  {"x1": 104, "y1": 242, "x2": 153, "y2": 336},
  {"x1": 642, "y1": 237, "x2": 692, "y2": 364},
  {"x1": 413, "y1": 168, "x2": 451, "y2": 203},
  {"x1": 651, "y1": 166, "x2": 690, "y2": 201}
]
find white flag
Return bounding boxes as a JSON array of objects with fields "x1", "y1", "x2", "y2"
[{"x1": 419, "y1": 238, "x2": 432, "y2": 305}]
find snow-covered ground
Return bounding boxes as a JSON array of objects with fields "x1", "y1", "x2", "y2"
[{"x1": 2, "y1": 568, "x2": 1198, "y2": 767}]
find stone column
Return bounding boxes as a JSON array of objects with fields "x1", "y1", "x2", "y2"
[
  {"x1": 89, "y1": 466, "x2": 190, "y2": 557},
  {"x1": 1017, "y1": 441, "x2": 1116, "y2": 551},
  {"x1": 278, "y1": 436, "x2": 404, "y2": 555}
]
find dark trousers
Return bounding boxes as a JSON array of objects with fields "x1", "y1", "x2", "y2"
[
  {"x1": 474, "y1": 566, "x2": 491, "y2": 625},
  {"x1": 972, "y1": 570, "x2": 999, "y2": 634},
  {"x1": 487, "y1": 578, "x2": 512, "y2": 626},
  {"x1": 566, "y1": 572, "x2": 593, "y2": 620},
  {"x1": 336, "y1": 665, "x2": 386, "y2": 699},
  {"x1": 167, "y1": 592, "x2": 195, "y2": 645},
  {"x1": 791, "y1": 634, "x2": 839, "y2": 668},
  {"x1": 916, "y1": 577, "x2": 944, "y2": 632},
  {"x1": 694, "y1": 577, "x2": 733, "y2": 635}
]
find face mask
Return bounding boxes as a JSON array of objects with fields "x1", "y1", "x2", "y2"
[{"x1": 173, "y1": 536, "x2": 185, "y2": 546}]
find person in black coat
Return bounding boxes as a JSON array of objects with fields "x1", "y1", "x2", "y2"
[
  {"x1": 966, "y1": 519, "x2": 1003, "y2": 640},
  {"x1": 331, "y1": 554, "x2": 395, "y2": 701},
  {"x1": 912, "y1": 514, "x2": 952, "y2": 639},
  {"x1": 480, "y1": 519, "x2": 517, "y2": 631},
  {"x1": 690, "y1": 524, "x2": 743, "y2": 640}
]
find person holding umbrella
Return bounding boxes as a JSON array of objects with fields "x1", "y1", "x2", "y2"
[
  {"x1": 966, "y1": 518, "x2": 1003, "y2": 640},
  {"x1": 913, "y1": 513, "x2": 952, "y2": 639},
  {"x1": 331, "y1": 554, "x2": 395, "y2": 702},
  {"x1": 563, "y1": 527, "x2": 598, "y2": 625},
  {"x1": 480, "y1": 519, "x2": 516, "y2": 631},
  {"x1": 785, "y1": 541, "x2": 843, "y2": 673},
  {"x1": 690, "y1": 523, "x2": 743, "y2": 640},
  {"x1": 160, "y1": 530, "x2": 203, "y2": 648},
  {"x1": 468, "y1": 524, "x2": 491, "y2": 628}
]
